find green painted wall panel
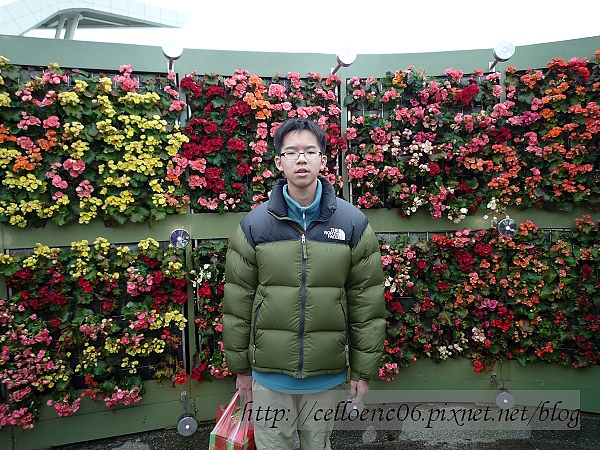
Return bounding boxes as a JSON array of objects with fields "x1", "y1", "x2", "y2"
[{"x1": 2, "y1": 34, "x2": 600, "y2": 80}]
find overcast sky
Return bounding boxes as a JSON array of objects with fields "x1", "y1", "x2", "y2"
[{"x1": 12, "y1": 0, "x2": 600, "y2": 54}]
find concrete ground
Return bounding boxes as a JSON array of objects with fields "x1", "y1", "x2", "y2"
[{"x1": 51, "y1": 409, "x2": 600, "y2": 450}]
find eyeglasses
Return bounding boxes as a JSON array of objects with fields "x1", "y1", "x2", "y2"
[{"x1": 280, "y1": 151, "x2": 322, "y2": 161}]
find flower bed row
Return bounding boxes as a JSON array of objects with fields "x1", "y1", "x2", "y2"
[
  {"x1": 190, "y1": 216, "x2": 600, "y2": 385},
  {"x1": 0, "y1": 238, "x2": 188, "y2": 429},
  {"x1": 2, "y1": 51, "x2": 599, "y2": 226},
  {"x1": 0, "y1": 58, "x2": 189, "y2": 227},
  {"x1": 1, "y1": 216, "x2": 600, "y2": 429},
  {"x1": 345, "y1": 52, "x2": 600, "y2": 220},
  {"x1": 0, "y1": 57, "x2": 345, "y2": 224}
]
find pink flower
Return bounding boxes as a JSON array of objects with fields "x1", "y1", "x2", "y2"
[
  {"x1": 51, "y1": 176, "x2": 68, "y2": 189},
  {"x1": 43, "y1": 116, "x2": 60, "y2": 128},
  {"x1": 169, "y1": 100, "x2": 186, "y2": 111},
  {"x1": 63, "y1": 159, "x2": 85, "y2": 177},
  {"x1": 268, "y1": 83, "x2": 287, "y2": 100},
  {"x1": 75, "y1": 180, "x2": 94, "y2": 198}
]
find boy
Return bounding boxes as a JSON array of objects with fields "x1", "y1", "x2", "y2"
[{"x1": 223, "y1": 118, "x2": 385, "y2": 449}]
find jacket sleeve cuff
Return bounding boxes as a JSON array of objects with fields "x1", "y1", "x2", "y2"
[{"x1": 350, "y1": 371, "x2": 375, "y2": 381}]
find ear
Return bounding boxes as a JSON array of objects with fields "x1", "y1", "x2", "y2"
[
  {"x1": 275, "y1": 156, "x2": 283, "y2": 171},
  {"x1": 320, "y1": 155, "x2": 327, "y2": 170}
]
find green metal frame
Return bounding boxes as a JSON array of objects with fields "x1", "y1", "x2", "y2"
[{"x1": 1, "y1": 33, "x2": 599, "y2": 449}]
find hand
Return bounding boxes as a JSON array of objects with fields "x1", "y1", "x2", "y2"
[
  {"x1": 236, "y1": 374, "x2": 253, "y2": 400},
  {"x1": 349, "y1": 379, "x2": 369, "y2": 404}
]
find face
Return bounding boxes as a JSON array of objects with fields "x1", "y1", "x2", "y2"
[{"x1": 275, "y1": 129, "x2": 327, "y2": 203}]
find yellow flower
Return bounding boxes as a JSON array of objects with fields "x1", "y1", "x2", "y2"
[
  {"x1": 149, "y1": 179, "x2": 164, "y2": 192},
  {"x1": 71, "y1": 239, "x2": 90, "y2": 252},
  {"x1": 10, "y1": 212, "x2": 29, "y2": 227},
  {"x1": 118, "y1": 91, "x2": 160, "y2": 105},
  {"x1": 139, "y1": 237, "x2": 159, "y2": 250},
  {"x1": 19, "y1": 199, "x2": 42, "y2": 214},
  {"x1": 94, "y1": 237, "x2": 111, "y2": 251},
  {"x1": 0, "y1": 254, "x2": 15, "y2": 265},
  {"x1": 97, "y1": 77, "x2": 113, "y2": 93},
  {"x1": 63, "y1": 121, "x2": 85, "y2": 138},
  {"x1": 69, "y1": 140, "x2": 89, "y2": 159},
  {"x1": 0, "y1": 148, "x2": 21, "y2": 168},
  {"x1": 58, "y1": 91, "x2": 80, "y2": 106},
  {"x1": 166, "y1": 131, "x2": 189, "y2": 156},
  {"x1": 3, "y1": 173, "x2": 46, "y2": 192},
  {"x1": 104, "y1": 191, "x2": 134, "y2": 212},
  {"x1": 0, "y1": 92, "x2": 10, "y2": 107},
  {"x1": 74, "y1": 79, "x2": 88, "y2": 91},
  {"x1": 152, "y1": 194, "x2": 167, "y2": 206}
]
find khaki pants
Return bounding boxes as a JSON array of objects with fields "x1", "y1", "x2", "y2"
[{"x1": 251, "y1": 379, "x2": 341, "y2": 450}]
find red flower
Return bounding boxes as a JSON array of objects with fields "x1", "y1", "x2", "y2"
[
  {"x1": 473, "y1": 360, "x2": 485, "y2": 373},
  {"x1": 582, "y1": 264, "x2": 592, "y2": 278},
  {"x1": 228, "y1": 100, "x2": 252, "y2": 117},
  {"x1": 191, "y1": 363, "x2": 207, "y2": 382},
  {"x1": 172, "y1": 289, "x2": 188, "y2": 305},
  {"x1": 77, "y1": 277, "x2": 94, "y2": 293},
  {"x1": 236, "y1": 162, "x2": 252, "y2": 177},
  {"x1": 428, "y1": 162, "x2": 441, "y2": 176},
  {"x1": 198, "y1": 282, "x2": 212, "y2": 299},
  {"x1": 222, "y1": 118, "x2": 239, "y2": 135},
  {"x1": 200, "y1": 136, "x2": 224, "y2": 155},
  {"x1": 205, "y1": 167, "x2": 225, "y2": 193},
  {"x1": 227, "y1": 138, "x2": 246, "y2": 152},
  {"x1": 455, "y1": 82, "x2": 480, "y2": 106},
  {"x1": 206, "y1": 85, "x2": 227, "y2": 98},
  {"x1": 474, "y1": 242, "x2": 493, "y2": 258},
  {"x1": 203, "y1": 121, "x2": 218, "y2": 134},
  {"x1": 151, "y1": 270, "x2": 164, "y2": 285},
  {"x1": 153, "y1": 290, "x2": 169, "y2": 310},
  {"x1": 454, "y1": 250, "x2": 475, "y2": 272},
  {"x1": 172, "y1": 278, "x2": 187, "y2": 289}
]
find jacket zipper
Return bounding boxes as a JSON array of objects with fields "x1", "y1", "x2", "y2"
[
  {"x1": 339, "y1": 299, "x2": 350, "y2": 367},
  {"x1": 252, "y1": 302, "x2": 263, "y2": 364},
  {"x1": 298, "y1": 232, "x2": 308, "y2": 377}
]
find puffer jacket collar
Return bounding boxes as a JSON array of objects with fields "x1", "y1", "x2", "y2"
[{"x1": 267, "y1": 176, "x2": 337, "y2": 223}]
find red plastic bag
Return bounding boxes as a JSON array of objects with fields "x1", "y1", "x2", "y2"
[{"x1": 209, "y1": 392, "x2": 255, "y2": 450}]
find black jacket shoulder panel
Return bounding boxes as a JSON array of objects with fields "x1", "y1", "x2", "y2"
[
  {"x1": 240, "y1": 177, "x2": 369, "y2": 249},
  {"x1": 240, "y1": 201, "x2": 298, "y2": 248}
]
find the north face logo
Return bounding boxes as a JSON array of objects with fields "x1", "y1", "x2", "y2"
[{"x1": 324, "y1": 228, "x2": 346, "y2": 240}]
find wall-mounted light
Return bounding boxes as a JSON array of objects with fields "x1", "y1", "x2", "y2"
[
  {"x1": 177, "y1": 391, "x2": 198, "y2": 436},
  {"x1": 490, "y1": 372, "x2": 515, "y2": 409},
  {"x1": 162, "y1": 39, "x2": 184, "y2": 73},
  {"x1": 489, "y1": 41, "x2": 515, "y2": 71},
  {"x1": 331, "y1": 51, "x2": 357, "y2": 75}
]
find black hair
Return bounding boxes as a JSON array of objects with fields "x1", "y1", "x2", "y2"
[{"x1": 273, "y1": 118, "x2": 327, "y2": 155}]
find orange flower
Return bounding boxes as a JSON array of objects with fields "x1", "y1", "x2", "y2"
[
  {"x1": 13, "y1": 156, "x2": 35, "y2": 172},
  {"x1": 0, "y1": 125, "x2": 17, "y2": 143}
]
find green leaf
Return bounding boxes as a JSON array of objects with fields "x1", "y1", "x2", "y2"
[{"x1": 130, "y1": 206, "x2": 150, "y2": 223}]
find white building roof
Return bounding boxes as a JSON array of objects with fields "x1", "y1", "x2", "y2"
[{"x1": 0, "y1": 0, "x2": 187, "y2": 38}]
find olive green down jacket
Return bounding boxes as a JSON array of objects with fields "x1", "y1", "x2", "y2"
[{"x1": 223, "y1": 177, "x2": 386, "y2": 381}]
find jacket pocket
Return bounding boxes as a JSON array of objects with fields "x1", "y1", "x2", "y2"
[{"x1": 251, "y1": 300, "x2": 263, "y2": 364}]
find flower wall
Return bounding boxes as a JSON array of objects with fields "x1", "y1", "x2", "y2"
[
  {"x1": 179, "y1": 70, "x2": 345, "y2": 212},
  {"x1": 380, "y1": 217, "x2": 600, "y2": 375},
  {"x1": 188, "y1": 215, "x2": 600, "y2": 385},
  {"x1": 0, "y1": 239, "x2": 188, "y2": 429},
  {"x1": 1, "y1": 48, "x2": 600, "y2": 431},
  {"x1": 345, "y1": 53, "x2": 600, "y2": 221},
  {"x1": 0, "y1": 57, "x2": 190, "y2": 227}
]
